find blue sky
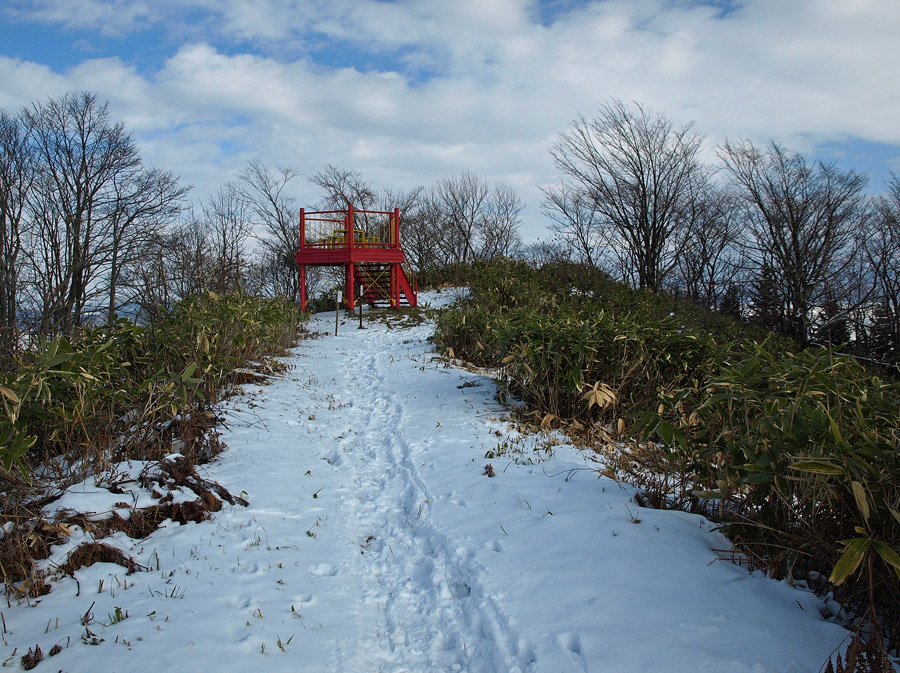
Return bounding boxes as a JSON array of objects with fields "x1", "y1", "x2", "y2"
[{"x1": 1, "y1": 0, "x2": 899, "y2": 240}]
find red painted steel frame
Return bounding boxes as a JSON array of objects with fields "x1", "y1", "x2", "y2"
[{"x1": 295, "y1": 205, "x2": 418, "y2": 310}]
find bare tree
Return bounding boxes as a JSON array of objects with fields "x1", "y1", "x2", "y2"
[
  {"x1": 671, "y1": 181, "x2": 745, "y2": 310},
  {"x1": 24, "y1": 92, "x2": 142, "y2": 332},
  {"x1": 865, "y1": 174, "x2": 900, "y2": 359},
  {"x1": 376, "y1": 185, "x2": 423, "y2": 219},
  {"x1": 478, "y1": 180, "x2": 524, "y2": 260},
  {"x1": 310, "y1": 165, "x2": 377, "y2": 211},
  {"x1": 204, "y1": 182, "x2": 252, "y2": 294},
  {"x1": 105, "y1": 167, "x2": 189, "y2": 319},
  {"x1": 719, "y1": 139, "x2": 868, "y2": 346},
  {"x1": 519, "y1": 237, "x2": 574, "y2": 267},
  {"x1": 309, "y1": 164, "x2": 400, "y2": 244},
  {"x1": 0, "y1": 110, "x2": 35, "y2": 364},
  {"x1": 132, "y1": 209, "x2": 226, "y2": 321},
  {"x1": 238, "y1": 158, "x2": 302, "y2": 301},
  {"x1": 429, "y1": 171, "x2": 522, "y2": 263},
  {"x1": 305, "y1": 166, "x2": 520, "y2": 271},
  {"x1": 541, "y1": 181, "x2": 601, "y2": 269},
  {"x1": 549, "y1": 99, "x2": 705, "y2": 291},
  {"x1": 248, "y1": 248, "x2": 296, "y2": 299},
  {"x1": 377, "y1": 185, "x2": 431, "y2": 271},
  {"x1": 128, "y1": 230, "x2": 175, "y2": 321},
  {"x1": 165, "y1": 214, "x2": 211, "y2": 301},
  {"x1": 432, "y1": 171, "x2": 490, "y2": 263},
  {"x1": 402, "y1": 190, "x2": 445, "y2": 271}
]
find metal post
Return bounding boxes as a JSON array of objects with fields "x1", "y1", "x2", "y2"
[
  {"x1": 347, "y1": 204, "x2": 354, "y2": 250},
  {"x1": 394, "y1": 207, "x2": 400, "y2": 249},
  {"x1": 358, "y1": 284, "x2": 364, "y2": 329},
  {"x1": 297, "y1": 208, "x2": 307, "y2": 310},
  {"x1": 335, "y1": 289, "x2": 342, "y2": 336},
  {"x1": 299, "y1": 208, "x2": 306, "y2": 250}
]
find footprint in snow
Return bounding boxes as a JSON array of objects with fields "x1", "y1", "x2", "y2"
[
  {"x1": 449, "y1": 496, "x2": 467, "y2": 509},
  {"x1": 309, "y1": 562, "x2": 336, "y2": 576},
  {"x1": 236, "y1": 560, "x2": 260, "y2": 574},
  {"x1": 558, "y1": 632, "x2": 582, "y2": 655},
  {"x1": 293, "y1": 592, "x2": 316, "y2": 607},
  {"x1": 322, "y1": 451, "x2": 342, "y2": 466},
  {"x1": 448, "y1": 581, "x2": 471, "y2": 598},
  {"x1": 229, "y1": 631, "x2": 251, "y2": 644},
  {"x1": 220, "y1": 594, "x2": 252, "y2": 609}
]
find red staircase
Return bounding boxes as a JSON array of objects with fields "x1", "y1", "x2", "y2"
[{"x1": 295, "y1": 206, "x2": 418, "y2": 310}]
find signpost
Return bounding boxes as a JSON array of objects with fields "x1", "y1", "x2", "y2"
[{"x1": 335, "y1": 289, "x2": 342, "y2": 336}]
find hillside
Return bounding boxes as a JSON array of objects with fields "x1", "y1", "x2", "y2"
[{"x1": 1, "y1": 291, "x2": 849, "y2": 672}]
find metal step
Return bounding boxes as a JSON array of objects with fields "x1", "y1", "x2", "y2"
[{"x1": 357, "y1": 263, "x2": 412, "y2": 307}]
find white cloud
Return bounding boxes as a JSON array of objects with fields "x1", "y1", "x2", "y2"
[
  {"x1": 3, "y1": 0, "x2": 157, "y2": 37},
  {"x1": 1, "y1": 0, "x2": 899, "y2": 240},
  {"x1": 0, "y1": 57, "x2": 69, "y2": 109}
]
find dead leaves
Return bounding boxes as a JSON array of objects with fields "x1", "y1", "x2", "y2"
[
  {"x1": 59, "y1": 542, "x2": 143, "y2": 576},
  {"x1": 21, "y1": 644, "x2": 43, "y2": 670},
  {"x1": 540, "y1": 413, "x2": 555, "y2": 431},
  {"x1": 581, "y1": 381, "x2": 617, "y2": 410}
]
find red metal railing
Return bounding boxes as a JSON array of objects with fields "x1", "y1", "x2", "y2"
[
  {"x1": 300, "y1": 205, "x2": 401, "y2": 251},
  {"x1": 403, "y1": 263, "x2": 418, "y2": 299},
  {"x1": 296, "y1": 205, "x2": 415, "y2": 310}
]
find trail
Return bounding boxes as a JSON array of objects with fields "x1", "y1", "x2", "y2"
[
  {"x1": 2, "y1": 291, "x2": 850, "y2": 673},
  {"x1": 328, "y1": 328, "x2": 532, "y2": 673}
]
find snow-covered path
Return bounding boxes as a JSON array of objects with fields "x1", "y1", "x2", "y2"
[
  {"x1": 4, "y1": 292, "x2": 849, "y2": 672},
  {"x1": 317, "y1": 317, "x2": 530, "y2": 672}
]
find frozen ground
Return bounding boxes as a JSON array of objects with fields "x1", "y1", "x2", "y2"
[{"x1": 2, "y1": 289, "x2": 849, "y2": 672}]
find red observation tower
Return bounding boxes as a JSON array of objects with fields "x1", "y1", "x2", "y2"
[{"x1": 295, "y1": 205, "x2": 417, "y2": 311}]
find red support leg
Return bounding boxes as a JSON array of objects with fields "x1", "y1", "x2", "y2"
[
  {"x1": 390, "y1": 264, "x2": 399, "y2": 308},
  {"x1": 300, "y1": 264, "x2": 307, "y2": 310},
  {"x1": 345, "y1": 263, "x2": 356, "y2": 309}
]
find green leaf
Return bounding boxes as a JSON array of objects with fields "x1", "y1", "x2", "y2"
[
  {"x1": 872, "y1": 540, "x2": 900, "y2": 581},
  {"x1": 657, "y1": 421, "x2": 674, "y2": 446},
  {"x1": 850, "y1": 481, "x2": 870, "y2": 523},
  {"x1": 789, "y1": 460, "x2": 846, "y2": 475},
  {"x1": 825, "y1": 409, "x2": 844, "y2": 446},
  {"x1": 44, "y1": 351, "x2": 75, "y2": 368},
  {"x1": 1, "y1": 431, "x2": 36, "y2": 474},
  {"x1": 889, "y1": 508, "x2": 900, "y2": 526},
  {"x1": 742, "y1": 472, "x2": 775, "y2": 485},
  {"x1": 829, "y1": 537, "x2": 870, "y2": 586},
  {"x1": 696, "y1": 392, "x2": 738, "y2": 410},
  {"x1": 0, "y1": 383, "x2": 19, "y2": 404}
]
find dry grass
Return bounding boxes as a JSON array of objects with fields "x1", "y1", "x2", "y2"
[
  {"x1": 1, "y1": 454, "x2": 248, "y2": 600},
  {"x1": 1, "y1": 293, "x2": 299, "y2": 602},
  {"x1": 58, "y1": 542, "x2": 142, "y2": 576}
]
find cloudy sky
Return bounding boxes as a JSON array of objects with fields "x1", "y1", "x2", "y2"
[{"x1": 1, "y1": 0, "x2": 898, "y2": 240}]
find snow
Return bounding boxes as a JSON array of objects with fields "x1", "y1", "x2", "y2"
[{"x1": 1, "y1": 289, "x2": 849, "y2": 672}]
